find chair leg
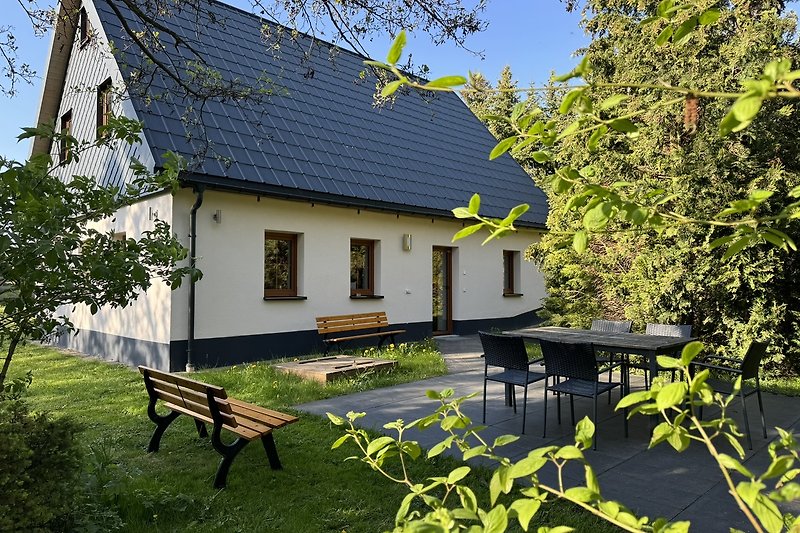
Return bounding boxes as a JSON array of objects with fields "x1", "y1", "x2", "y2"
[
  {"x1": 482, "y1": 378, "x2": 488, "y2": 424},
  {"x1": 521, "y1": 385, "x2": 528, "y2": 434},
  {"x1": 512, "y1": 385, "x2": 517, "y2": 414},
  {"x1": 593, "y1": 396, "x2": 598, "y2": 451},
  {"x1": 543, "y1": 384, "x2": 548, "y2": 438},
  {"x1": 569, "y1": 395, "x2": 575, "y2": 427},
  {"x1": 740, "y1": 390, "x2": 753, "y2": 451},
  {"x1": 756, "y1": 387, "x2": 767, "y2": 439},
  {"x1": 556, "y1": 392, "x2": 562, "y2": 425}
]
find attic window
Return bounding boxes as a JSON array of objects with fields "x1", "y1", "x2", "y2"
[
  {"x1": 97, "y1": 78, "x2": 113, "y2": 138},
  {"x1": 79, "y1": 7, "x2": 90, "y2": 46},
  {"x1": 59, "y1": 110, "x2": 73, "y2": 163}
]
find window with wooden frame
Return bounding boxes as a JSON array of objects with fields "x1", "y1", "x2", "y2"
[
  {"x1": 350, "y1": 239, "x2": 375, "y2": 296},
  {"x1": 503, "y1": 250, "x2": 521, "y2": 296},
  {"x1": 97, "y1": 78, "x2": 113, "y2": 138},
  {"x1": 79, "y1": 7, "x2": 90, "y2": 46},
  {"x1": 264, "y1": 232, "x2": 298, "y2": 297},
  {"x1": 59, "y1": 110, "x2": 73, "y2": 163}
]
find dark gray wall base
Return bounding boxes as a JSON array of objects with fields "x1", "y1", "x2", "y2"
[
  {"x1": 452, "y1": 308, "x2": 542, "y2": 336},
  {"x1": 52, "y1": 329, "x2": 170, "y2": 370}
]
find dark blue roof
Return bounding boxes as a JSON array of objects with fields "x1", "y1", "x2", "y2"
[{"x1": 95, "y1": 0, "x2": 548, "y2": 226}]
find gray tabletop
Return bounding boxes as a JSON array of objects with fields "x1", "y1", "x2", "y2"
[{"x1": 505, "y1": 326, "x2": 695, "y2": 355}]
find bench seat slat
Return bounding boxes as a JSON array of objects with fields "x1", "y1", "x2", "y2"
[
  {"x1": 152, "y1": 390, "x2": 238, "y2": 428},
  {"x1": 228, "y1": 398, "x2": 299, "y2": 429},
  {"x1": 316, "y1": 311, "x2": 387, "y2": 322},
  {"x1": 160, "y1": 402, "x2": 262, "y2": 440},
  {"x1": 324, "y1": 329, "x2": 406, "y2": 344}
]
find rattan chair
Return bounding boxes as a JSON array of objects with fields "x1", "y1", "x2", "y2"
[
  {"x1": 693, "y1": 341, "x2": 768, "y2": 450},
  {"x1": 628, "y1": 323, "x2": 693, "y2": 389},
  {"x1": 480, "y1": 332, "x2": 547, "y2": 434},
  {"x1": 540, "y1": 339, "x2": 627, "y2": 450},
  {"x1": 591, "y1": 319, "x2": 632, "y2": 401}
]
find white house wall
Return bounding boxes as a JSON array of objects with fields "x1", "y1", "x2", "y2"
[
  {"x1": 47, "y1": 2, "x2": 171, "y2": 367},
  {"x1": 168, "y1": 188, "x2": 546, "y2": 367}
]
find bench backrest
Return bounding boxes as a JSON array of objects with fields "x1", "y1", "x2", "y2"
[
  {"x1": 139, "y1": 366, "x2": 238, "y2": 428},
  {"x1": 316, "y1": 311, "x2": 390, "y2": 335}
]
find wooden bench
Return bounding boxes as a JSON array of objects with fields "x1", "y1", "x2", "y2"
[
  {"x1": 316, "y1": 311, "x2": 406, "y2": 354},
  {"x1": 139, "y1": 366, "x2": 298, "y2": 489}
]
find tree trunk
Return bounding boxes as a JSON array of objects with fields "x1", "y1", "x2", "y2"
[{"x1": 0, "y1": 331, "x2": 22, "y2": 387}]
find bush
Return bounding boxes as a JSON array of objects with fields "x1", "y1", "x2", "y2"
[{"x1": 0, "y1": 377, "x2": 83, "y2": 532}]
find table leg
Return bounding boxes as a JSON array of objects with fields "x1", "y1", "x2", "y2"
[
  {"x1": 649, "y1": 350, "x2": 658, "y2": 431},
  {"x1": 505, "y1": 384, "x2": 513, "y2": 407}
]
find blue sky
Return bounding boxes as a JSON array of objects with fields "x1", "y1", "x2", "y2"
[{"x1": 0, "y1": 0, "x2": 587, "y2": 161}]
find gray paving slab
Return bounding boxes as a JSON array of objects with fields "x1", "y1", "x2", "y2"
[{"x1": 296, "y1": 334, "x2": 800, "y2": 532}]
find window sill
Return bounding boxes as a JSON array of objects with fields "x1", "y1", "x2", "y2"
[
  {"x1": 263, "y1": 295, "x2": 307, "y2": 301},
  {"x1": 350, "y1": 294, "x2": 384, "y2": 299},
  {"x1": 503, "y1": 292, "x2": 524, "y2": 298}
]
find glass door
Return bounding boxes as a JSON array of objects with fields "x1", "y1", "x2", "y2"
[{"x1": 432, "y1": 247, "x2": 452, "y2": 335}]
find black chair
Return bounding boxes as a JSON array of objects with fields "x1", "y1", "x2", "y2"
[
  {"x1": 591, "y1": 319, "x2": 632, "y2": 400},
  {"x1": 480, "y1": 332, "x2": 547, "y2": 434},
  {"x1": 693, "y1": 341, "x2": 769, "y2": 450},
  {"x1": 540, "y1": 339, "x2": 627, "y2": 450},
  {"x1": 628, "y1": 323, "x2": 693, "y2": 389}
]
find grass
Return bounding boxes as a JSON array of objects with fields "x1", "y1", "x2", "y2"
[{"x1": 8, "y1": 340, "x2": 620, "y2": 532}]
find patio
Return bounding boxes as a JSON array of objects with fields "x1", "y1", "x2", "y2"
[{"x1": 297, "y1": 335, "x2": 800, "y2": 532}]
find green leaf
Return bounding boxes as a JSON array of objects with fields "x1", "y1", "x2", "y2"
[
  {"x1": 722, "y1": 236, "x2": 752, "y2": 261},
  {"x1": 447, "y1": 466, "x2": 471, "y2": 484},
  {"x1": 718, "y1": 453, "x2": 753, "y2": 477},
  {"x1": 509, "y1": 456, "x2": 547, "y2": 479},
  {"x1": 363, "y1": 60, "x2": 391, "y2": 70},
  {"x1": 649, "y1": 422, "x2": 674, "y2": 448},
  {"x1": 381, "y1": 79, "x2": 404, "y2": 97},
  {"x1": 680, "y1": 341, "x2": 704, "y2": 365},
  {"x1": 494, "y1": 434, "x2": 520, "y2": 448},
  {"x1": 656, "y1": 382, "x2": 687, "y2": 411},
  {"x1": 564, "y1": 487, "x2": 597, "y2": 503},
  {"x1": 463, "y1": 445, "x2": 487, "y2": 461},
  {"x1": 532, "y1": 151, "x2": 551, "y2": 163},
  {"x1": 395, "y1": 492, "x2": 415, "y2": 524},
  {"x1": 452, "y1": 223, "x2": 484, "y2": 242},
  {"x1": 762, "y1": 456, "x2": 794, "y2": 480},
  {"x1": 467, "y1": 193, "x2": 480, "y2": 214},
  {"x1": 554, "y1": 445, "x2": 584, "y2": 460},
  {"x1": 599, "y1": 94, "x2": 628, "y2": 110},
  {"x1": 326, "y1": 412, "x2": 345, "y2": 425},
  {"x1": 672, "y1": 16, "x2": 698, "y2": 45},
  {"x1": 510, "y1": 499, "x2": 541, "y2": 530},
  {"x1": 583, "y1": 202, "x2": 613, "y2": 231},
  {"x1": 573, "y1": 230, "x2": 588, "y2": 254},
  {"x1": 559, "y1": 89, "x2": 584, "y2": 114},
  {"x1": 698, "y1": 8, "x2": 721, "y2": 25},
  {"x1": 457, "y1": 485, "x2": 478, "y2": 512},
  {"x1": 490, "y1": 137, "x2": 518, "y2": 160},
  {"x1": 587, "y1": 125, "x2": 608, "y2": 152},
  {"x1": 656, "y1": 25, "x2": 674, "y2": 46},
  {"x1": 608, "y1": 118, "x2": 638, "y2": 133},
  {"x1": 367, "y1": 436, "x2": 395, "y2": 456},
  {"x1": 331, "y1": 434, "x2": 351, "y2": 449},
  {"x1": 731, "y1": 95, "x2": 764, "y2": 123},
  {"x1": 386, "y1": 30, "x2": 406, "y2": 64},
  {"x1": 452, "y1": 207, "x2": 473, "y2": 219},
  {"x1": 575, "y1": 416, "x2": 594, "y2": 449},
  {"x1": 616, "y1": 390, "x2": 653, "y2": 410},
  {"x1": 482, "y1": 504, "x2": 508, "y2": 533},
  {"x1": 425, "y1": 75, "x2": 467, "y2": 88}
]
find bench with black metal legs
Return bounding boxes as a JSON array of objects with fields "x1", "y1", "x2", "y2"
[
  {"x1": 540, "y1": 339, "x2": 627, "y2": 450},
  {"x1": 480, "y1": 331, "x2": 546, "y2": 435},
  {"x1": 316, "y1": 311, "x2": 406, "y2": 354},
  {"x1": 692, "y1": 341, "x2": 769, "y2": 450},
  {"x1": 139, "y1": 366, "x2": 298, "y2": 488}
]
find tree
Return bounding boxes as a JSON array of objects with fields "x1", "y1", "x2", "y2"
[{"x1": 0, "y1": 119, "x2": 196, "y2": 385}]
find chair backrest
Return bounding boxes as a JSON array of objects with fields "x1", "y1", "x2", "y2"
[
  {"x1": 741, "y1": 341, "x2": 769, "y2": 380},
  {"x1": 591, "y1": 319, "x2": 632, "y2": 333},
  {"x1": 479, "y1": 331, "x2": 529, "y2": 372},
  {"x1": 539, "y1": 340, "x2": 598, "y2": 381},
  {"x1": 645, "y1": 323, "x2": 692, "y2": 338}
]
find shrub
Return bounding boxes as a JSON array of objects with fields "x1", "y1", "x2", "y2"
[{"x1": 0, "y1": 378, "x2": 83, "y2": 532}]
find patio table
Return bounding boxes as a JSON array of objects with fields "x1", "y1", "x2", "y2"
[
  {"x1": 506, "y1": 326, "x2": 695, "y2": 391},
  {"x1": 504, "y1": 326, "x2": 696, "y2": 428}
]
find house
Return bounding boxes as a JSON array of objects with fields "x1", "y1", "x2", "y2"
[{"x1": 34, "y1": 0, "x2": 550, "y2": 371}]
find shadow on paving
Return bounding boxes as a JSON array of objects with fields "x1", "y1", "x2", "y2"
[{"x1": 296, "y1": 334, "x2": 800, "y2": 532}]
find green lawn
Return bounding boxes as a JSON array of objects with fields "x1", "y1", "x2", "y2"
[{"x1": 8, "y1": 341, "x2": 619, "y2": 532}]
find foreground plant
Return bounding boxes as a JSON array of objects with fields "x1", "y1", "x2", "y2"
[{"x1": 328, "y1": 342, "x2": 800, "y2": 532}]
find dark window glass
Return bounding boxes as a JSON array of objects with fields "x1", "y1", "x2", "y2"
[
  {"x1": 350, "y1": 239, "x2": 374, "y2": 296},
  {"x1": 503, "y1": 250, "x2": 516, "y2": 294},
  {"x1": 59, "y1": 110, "x2": 73, "y2": 163},
  {"x1": 79, "y1": 7, "x2": 89, "y2": 44},
  {"x1": 97, "y1": 78, "x2": 113, "y2": 137},
  {"x1": 264, "y1": 232, "x2": 297, "y2": 297}
]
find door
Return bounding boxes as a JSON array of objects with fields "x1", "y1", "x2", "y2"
[{"x1": 432, "y1": 246, "x2": 453, "y2": 335}]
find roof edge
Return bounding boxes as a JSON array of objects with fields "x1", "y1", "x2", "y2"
[{"x1": 180, "y1": 172, "x2": 546, "y2": 230}]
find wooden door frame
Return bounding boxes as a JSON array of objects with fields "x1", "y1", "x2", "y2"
[{"x1": 432, "y1": 246, "x2": 453, "y2": 335}]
